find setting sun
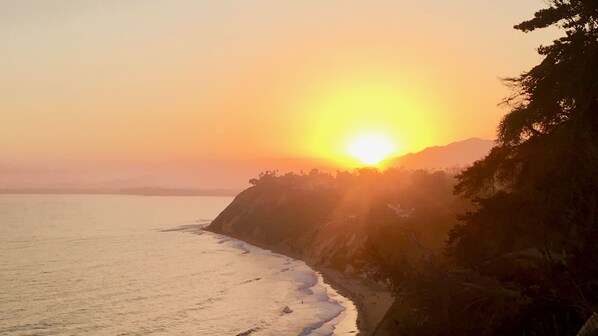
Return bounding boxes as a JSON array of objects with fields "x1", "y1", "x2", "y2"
[{"x1": 347, "y1": 133, "x2": 396, "y2": 166}]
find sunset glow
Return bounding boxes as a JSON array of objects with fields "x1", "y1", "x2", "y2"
[
  {"x1": 299, "y1": 77, "x2": 437, "y2": 166},
  {"x1": 0, "y1": 1, "x2": 555, "y2": 188},
  {"x1": 347, "y1": 133, "x2": 396, "y2": 166}
]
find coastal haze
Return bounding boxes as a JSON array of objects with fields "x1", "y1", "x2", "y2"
[{"x1": 0, "y1": 138, "x2": 494, "y2": 194}]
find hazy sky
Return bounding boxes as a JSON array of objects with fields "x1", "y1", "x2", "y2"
[{"x1": 1, "y1": 1, "x2": 555, "y2": 171}]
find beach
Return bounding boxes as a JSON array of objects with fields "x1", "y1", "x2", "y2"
[
  {"x1": 316, "y1": 267, "x2": 393, "y2": 335},
  {"x1": 205, "y1": 226, "x2": 394, "y2": 335}
]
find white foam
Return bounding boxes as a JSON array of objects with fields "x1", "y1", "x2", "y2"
[{"x1": 206, "y1": 230, "x2": 358, "y2": 335}]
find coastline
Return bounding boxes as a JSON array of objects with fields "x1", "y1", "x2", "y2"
[
  {"x1": 203, "y1": 225, "x2": 393, "y2": 335},
  {"x1": 314, "y1": 266, "x2": 393, "y2": 335}
]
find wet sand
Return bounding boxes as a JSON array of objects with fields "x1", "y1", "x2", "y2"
[
  {"x1": 313, "y1": 266, "x2": 393, "y2": 336},
  {"x1": 203, "y1": 225, "x2": 394, "y2": 335}
]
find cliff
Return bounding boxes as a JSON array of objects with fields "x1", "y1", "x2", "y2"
[
  {"x1": 208, "y1": 179, "x2": 371, "y2": 273},
  {"x1": 207, "y1": 169, "x2": 463, "y2": 334}
]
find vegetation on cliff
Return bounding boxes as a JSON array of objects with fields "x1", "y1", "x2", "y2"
[
  {"x1": 209, "y1": 168, "x2": 463, "y2": 275},
  {"x1": 377, "y1": 1, "x2": 598, "y2": 335}
]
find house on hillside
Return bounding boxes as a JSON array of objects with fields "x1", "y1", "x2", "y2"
[{"x1": 387, "y1": 203, "x2": 414, "y2": 218}]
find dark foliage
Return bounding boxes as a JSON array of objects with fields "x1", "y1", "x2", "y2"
[{"x1": 444, "y1": 1, "x2": 598, "y2": 334}]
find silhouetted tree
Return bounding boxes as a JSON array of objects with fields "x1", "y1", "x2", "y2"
[{"x1": 451, "y1": 1, "x2": 598, "y2": 333}]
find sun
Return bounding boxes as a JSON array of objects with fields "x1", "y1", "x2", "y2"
[{"x1": 347, "y1": 133, "x2": 396, "y2": 166}]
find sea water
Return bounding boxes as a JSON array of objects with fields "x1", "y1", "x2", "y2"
[{"x1": 0, "y1": 194, "x2": 357, "y2": 335}]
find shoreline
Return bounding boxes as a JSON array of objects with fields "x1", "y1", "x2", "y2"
[
  {"x1": 313, "y1": 266, "x2": 393, "y2": 335},
  {"x1": 203, "y1": 226, "x2": 393, "y2": 335}
]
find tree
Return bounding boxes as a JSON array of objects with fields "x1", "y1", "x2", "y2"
[{"x1": 450, "y1": 1, "x2": 598, "y2": 333}]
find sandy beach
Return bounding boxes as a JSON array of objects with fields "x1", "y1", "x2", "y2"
[
  {"x1": 313, "y1": 266, "x2": 394, "y2": 335},
  {"x1": 205, "y1": 226, "x2": 393, "y2": 335}
]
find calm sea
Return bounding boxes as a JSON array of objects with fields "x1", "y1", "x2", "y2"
[{"x1": 0, "y1": 194, "x2": 357, "y2": 335}]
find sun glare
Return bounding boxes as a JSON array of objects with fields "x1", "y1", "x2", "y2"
[{"x1": 347, "y1": 134, "x2": 396, "y2": 166}]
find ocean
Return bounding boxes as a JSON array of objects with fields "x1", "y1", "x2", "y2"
[{"x1": 0, "y1": 194, "x2": 357, "y2": 335}]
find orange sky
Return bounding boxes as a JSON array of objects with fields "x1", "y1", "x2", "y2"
[{"x1": 1, "y1": 1, "x2": 556, "y2": 172}]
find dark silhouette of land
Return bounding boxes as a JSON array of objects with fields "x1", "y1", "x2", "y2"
[
  {"x1": 384, "y1": 137, "x2": 494, "y2": 170},
  {"x1": 207, "y1": 168, "x2": 465, "y2": 334}
]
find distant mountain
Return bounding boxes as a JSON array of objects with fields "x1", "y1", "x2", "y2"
[
  {"x1": 385, "y1": 137, "x2": 495, "y2": 170},
  {"x1": 0, "y1": 139, "x2": 494, "y2": 194}
]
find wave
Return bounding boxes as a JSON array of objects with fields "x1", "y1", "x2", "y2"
[{"x1": 193, "y1": 228, "x2": 358, "y2": 335}]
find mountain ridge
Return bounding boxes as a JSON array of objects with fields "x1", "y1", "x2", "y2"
[{"x1": 384, "y1": 137, "x2": 494, "y2": 170}]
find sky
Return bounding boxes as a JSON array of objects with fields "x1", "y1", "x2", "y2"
[{"x1": 0, "y1": 0, "x2": 557, "y2": 189}]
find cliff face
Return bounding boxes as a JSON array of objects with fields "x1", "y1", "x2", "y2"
[
  {"x1": 207, "y1": 181, "x2": 376, "y2": 274},
  {"x1": 209, "y1": 169, "x2": 460, "y2": 267}
]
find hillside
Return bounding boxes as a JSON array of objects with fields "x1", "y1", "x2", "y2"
[
  {"x1": 206, "y1": 168, "x2": 466, "y2": 334},
  {"x1": 385, "y1": 137, "x2": 494, "y2": 170}
]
